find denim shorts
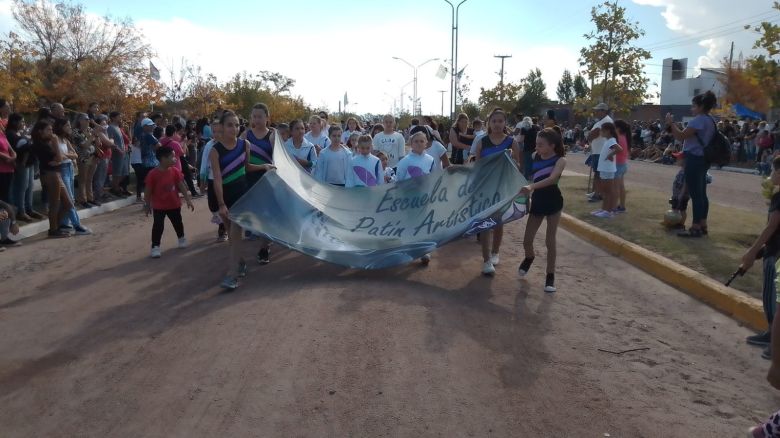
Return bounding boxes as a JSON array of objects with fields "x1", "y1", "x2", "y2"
[
  {"x1": 616, "y1": 163, "x2": 628, "y2": 178},
  {"x1": 600, "y1": 171, "x2": 615, "y2": 180}
]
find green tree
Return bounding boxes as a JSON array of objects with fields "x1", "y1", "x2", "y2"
[
  {"x1": 579, "y1": 1, "x2": 651, "y2": 112},
  {"x1": 478, "y1": 81, "x2": 522, "y2": 114},
  {"x1": 514, "y1": 68, "x2": 548, "y2": 116},
  {"x1": 744, "y1": 2, "x2": 780, "y2": 107},
  {"x1": 573, "y1": 73, "x2": 590, "y2": 100},
  {"x1": 556, "y1": 69, "x2": 575, "y2": 104}
]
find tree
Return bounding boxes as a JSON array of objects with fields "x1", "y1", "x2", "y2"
[
  {"x1": 556, "y1": 70, "x2": 575, "y2": 104},
  {"x1": 744, "y1": 1, "x2": 780, "y2": 108},
  {"x1": 478, "y1": 81, "x2": 522, "y2": 114},
  {"x1": 573, "y1": 73, "x2": 590, "y2": 100},
  {"x1": 0, "y1": 32, "x2": 40, "y2": 111},
  {"x1": 514, "y1": 68, "x2": 548, "y2": 116},
  {"x1": 579, "y1": 1, "x2": 651, "y2": 112},
  {"x1": 11, "y1": 0, "x2": 153, "y2": 113},
  {"x1": 719, "y1": 58, "x2": 769, "y2": 113}
]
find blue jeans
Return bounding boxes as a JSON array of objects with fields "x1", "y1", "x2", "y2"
[
  {"x1": 93, "y1": 158, "x2": 108, "y2": 198},
  {"x1": 684, "y1": 153, "x2": 709, "y2": 225},
  {"x1": 59, "y1": 162, "x2": 81, "y2": 228},
  {"x1": 763, "y1": 255, "x2": 777, "y2": 325},
  {"x1": 10, "y1": 165, "x2": 34, "y2": 214}
]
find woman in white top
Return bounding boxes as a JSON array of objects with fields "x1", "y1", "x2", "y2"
[
  {"x1": 284, "y1": 119, "x2": 317, "y2": 173},
  {"x1": 340, "y1": 117, "x2": 363, "y2": 145},
  {"x1": 52, "y1": 118, "x2": 91, "y2": 234},
  {"x1": 304, "y1": 115, "x2": 329, "y2": 153}
]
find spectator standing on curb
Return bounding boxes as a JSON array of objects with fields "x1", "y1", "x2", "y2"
[
  {"x1": 666, "y1": 91, "x2": 717, "y2": 238},
  {"x1": 8, "y1": 114, "x2": 42, "y2": 222},
  {"x1": 107, "y1": 111, "x2": 129, "y2": 197}
]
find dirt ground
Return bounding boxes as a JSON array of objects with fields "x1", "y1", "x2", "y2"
[
  {"x1": 566, "y1": 153, "x2": 767, "y2": 213},
  {"x1": 1, "y1": 199, "x2": 779, "y2": 437}
]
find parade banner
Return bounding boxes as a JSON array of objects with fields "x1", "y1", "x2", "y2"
[{"x1": 230, "y1": 137, "x2": 528, "y2": 269}]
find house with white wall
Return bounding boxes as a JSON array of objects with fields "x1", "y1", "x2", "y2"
[{"x1": 660, "y1": 58, "x2": 726, "y2": 106}]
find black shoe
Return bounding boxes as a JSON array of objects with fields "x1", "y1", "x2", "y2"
[
  {"x1": 0, "y1": 238, "x2": 21, "y2": 247},
  {"x1": 88, "y1": 200, "x2": 101, "y2": 207},
  {"x1": 762, "y1": 345, "x2": 772, "y2": 360},
  {"x1": 518, "y1": 257, "x2": 535, "y2": 277},
  {"x1": 747, "y1": 331, "x2": 771, "y2": 346},
  {"x1": 677, "y1": 228, "x2": 703, "y2": 238},
  {"x1": 257, "y1": 247, "x2": 270, "y2": 265},
  {"x1": 544, "y1": 273, "x2": 556, "y2": 293},
  {"x1": 59, "y1": 225, "x2": 73, "y2": 231}
]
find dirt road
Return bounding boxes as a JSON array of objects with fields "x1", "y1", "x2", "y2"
[
  {"x1": 566, "y1": 153, "x2": 767, "y2": 213},
  {"x1": 1, "y1": 199, "x2": 778, "y2": 437}
]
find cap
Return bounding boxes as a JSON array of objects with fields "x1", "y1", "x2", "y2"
[
  {"x1": 672, "y1": 151, "x2": 684, "y2": 159},
  {"x1": 593, "y1": 103, "x2": 609, "y2": 111},
  {"x1": 141, "y1": 118, "x2": 155, "y2": 127}
]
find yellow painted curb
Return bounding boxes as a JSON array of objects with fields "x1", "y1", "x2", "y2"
[{"x1": 560, "y1": 213, "x2": 767, "y2": 332}]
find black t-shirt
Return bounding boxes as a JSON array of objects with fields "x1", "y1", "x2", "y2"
[
  {"x1": 521, "y1": 125, "x2": 539, "y2": 153},
  {"x1": 32, "y1": 141, "x2": 59, "y2": 173},
  {"x1": 767, "y1": 192, "x2": 780, "y2": 257}
]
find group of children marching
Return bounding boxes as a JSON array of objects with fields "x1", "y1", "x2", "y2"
[{"x1": 141, "y1": 104, "x2": 567, "y2": 294}]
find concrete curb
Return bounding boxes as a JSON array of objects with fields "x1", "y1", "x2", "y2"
[
  {"x1": 560, "y1": 213, "x2": 767, "y2": 332},
  {"x1": 13, "y1": 197, "x2": 137, "y2": 240}
]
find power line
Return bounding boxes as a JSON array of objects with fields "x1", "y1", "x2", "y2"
[
  {"x1": 641, "y1": 10, "x2": 775, "y2": 49},
  {"x1": 643, "y1": 15, "x2": 778, "y2": 52}
]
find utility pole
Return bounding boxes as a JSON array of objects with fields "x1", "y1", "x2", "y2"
[
  {"x1": 728, "y1": 41, "x2": 734, "y2": 69},
  {"x1": 438, "y1": 90, "x2": 446, "y2": 117},
  {"x1": 494, "y1": 54, "x2": 512, "y2": 98},
  {"x1": 445, "y1": 0, "x2": 469, "y2": 121}
]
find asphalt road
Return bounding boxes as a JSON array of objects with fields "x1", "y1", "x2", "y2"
[{"x1": 0, "y1": 199, "x2": 778, "y2": 437}]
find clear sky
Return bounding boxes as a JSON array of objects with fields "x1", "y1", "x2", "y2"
[{"x1": 0, "y1": 0, "x2": 776, "y2": 115}]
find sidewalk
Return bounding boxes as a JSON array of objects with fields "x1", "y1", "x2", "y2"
[{"x1": 13, "y1": 196, "x2": 137, "y2": 240}]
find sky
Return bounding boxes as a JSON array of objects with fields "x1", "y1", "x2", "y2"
[{"x1": 0, "y1": 0, "x2": 776, "y2": 115}]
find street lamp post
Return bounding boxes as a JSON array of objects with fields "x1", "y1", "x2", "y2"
[
  {"x1": 444, "y1": 0, "x2": 468, "y2": 120},
  {"x1": 392, "y1": 56, "x2": 439, "y2": 116}
]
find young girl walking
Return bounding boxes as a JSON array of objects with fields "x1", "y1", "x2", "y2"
[
  {"x1": 313, "y1": 126, "x2": 351, "y2": 186},
  {"x1": 518, "y1": 128, "x2": 567, "y2": 293},
  {"x1": 396, "y1": 131, "x2": 435, "y2": 264},
  {"x1": 476, "y1": 108, "x2": 520, "y2": 276},
  {"x1": 209, "y1": 111, "x2": 274, "y2": 290},
  {"x1": 284, "y1": 119, "x2": 317, "y2": 173},
  {"x1": 241, "y1": 103, "x2": 275, "y2": 264},
  {"x1": 346, "y1": 134, "x2": 383, "y2": 188}
]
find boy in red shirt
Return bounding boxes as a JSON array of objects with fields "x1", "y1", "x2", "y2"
[{"x1": 144, "y1": 145, "x2": 194, "y2": 258}]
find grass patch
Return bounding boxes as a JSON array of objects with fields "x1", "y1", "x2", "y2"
[{"x1": 560, "y1": 175, "x2": 767, "y2": 300}]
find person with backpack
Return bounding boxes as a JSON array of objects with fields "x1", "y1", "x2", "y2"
[{"x1": 665, "y1": 90, "x2": 719, "y2": 238}]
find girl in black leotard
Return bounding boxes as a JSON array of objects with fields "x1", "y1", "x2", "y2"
[{"x1": 518, "y1": 128, "x2": 567, "y2": 293}]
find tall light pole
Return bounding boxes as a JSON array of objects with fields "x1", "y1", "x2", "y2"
[
  {"x1": 445, "y1": 0, "x2": 469, "y2": 120},
  {"x1": 494, "y1": 54, "x2": 512, "y2": 99},
  {"x1": 438, "y1": 90, "x2": 446, "y2": 117},
  {"x1": 399, "y1": 79, "x2": 414, "y2": 115},
  {"x1": 392, "y1": 57, "x2": 440, "y2": 116}
]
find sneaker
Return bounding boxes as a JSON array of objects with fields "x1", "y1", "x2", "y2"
[
  {"x1": 490, "y1": 253, "x2": 500, "y2": 266},
  {"x1": 762, "y1": 345, "x2": 772, "y2": 360},
  {"x1": 591, "y1": 209, "x2": 605, "y2": 215},
  {"x1": 587, "y1": 195, "x2": 603, "y2": 203},
  {"x1": 16, "y1": 213, "x2": 33, "y2": 222},
  {"x1": 0, "y1": 238, "x2": 21, "y2": 247},
  {"x1": 177, "y1": 237, "x2": 189, "y2": 248},
  {"x1": 615, "y1": 206, "x2": 627, "y2": 214},
  {"x1": 47, "y1": 229, "x2": 70, "y2": 238},
  {"x1": 88, "y1": 200, "x2": 101, "y2": 207},
  {"x1": 594, "y1": 210, "x2": 613, "y2": 218},
  {"x1": 59, "y1": 225, "x2": 73, "y2": 230},
  {"x1": 238, "y1": 260, "x2": 248, "y2": 278},
  {"x1": 544, "y1": 273, "x2": 557, "y2": 293},
  {"x1": 74, "y1": 226, "x2": 92, "y2": 235},
  {"x1": 482, "y1": 261, "x2": 495, "y2": 276},
  {"x1": 420, "y1": 253, "x2": 432, "y2": 264},
  {"x1": 586, "y1": 192, "x2": 596, "y2": 199},
  {"x1": 150, "y1": 246, "x2": 161, "y2": 258},
  {"x1": 748, "y1": 426, "x2": 765, "y2": 438},
  {"x1": 747, "y1": 331, "x2": 771, "y2": 347},
  {"x1": 220, "y1": 276, "x2": 239, "y2": 291},
  {"x1": 257, "y1": 247, "x2": 270, "y2": 265},
  {"x1": 518, "y1": 257, "x2": 535, "y2": 277},
  {"x1": 217, "y1": 233, "x2": 228, "y2": 242},
  {"x1": 28, "y1": 211, "x2": 45, "y2": 220}
]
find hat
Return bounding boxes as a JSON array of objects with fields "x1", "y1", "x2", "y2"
[
  {"x1": 672, "y1": 151, "x2": 684, "y2": 159},
  {"x1": 141, "y1": 118, "x2": 155, "y2": 127},
  {"x1": 593, "y1": 103, "x2": 609, "y2": 111}
]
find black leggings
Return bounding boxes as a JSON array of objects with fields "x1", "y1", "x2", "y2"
[
  {"x1": 0, "y1": 172, "x2": 12, "y2": 203},
  {"x1": 152, "y1": 208, "x2": 184, "y2": 247},
  {"x1": 180, "y1": 156, "x2": 198, "y2": 196}
]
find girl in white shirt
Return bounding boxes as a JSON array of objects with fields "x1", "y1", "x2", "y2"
[
  {"x1": 304, "y1": 115, "x2": 329, "y2": 153},
  {"x1": 410, "y1": 125, "x2": 449, "y2": 171},
  {"x1": 284, "y1": 119, "x2": 317, "y2": 173},
  {"x1": 313, "y1": 126, "x2": 351, "y2": 186},
  {"x1": 396, "y1": 132, "x2": 435, "y2": 265},
  {"x1": 340, "y1": 117, "x2": 362, "y2": 145},
  {"x1": 346, "y1": 135, "x2": 383, "y2": 187},
  {"x1": 593, "y1": 122, "x2": 622, "y2": 218}
]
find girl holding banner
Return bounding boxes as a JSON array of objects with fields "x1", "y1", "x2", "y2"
[
  {"x1": 476, "y1": 108, "x2": 520, "y2": 276},
  {"x1": 518, "y1": 128, "x2": 567, "y2": 293},
  {"x1": 284, "y1": 119, "x2": 317, "y2": 173}
]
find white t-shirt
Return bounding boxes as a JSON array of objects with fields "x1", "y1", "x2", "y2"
[
  {"x1": 469, "y1": 130, "x2": 486, "y2": 158},
  {"x1": 313, "y1": 146, "x2": 350, "y2": 185},
  {"x1": 396, "y1": 152, "x2": 434, "y2": 181},
  {"x1": 284, "y1": 138, "x2": 318, "y2": 172},
  {"x1": 590, "y1": 115, "x2": 614, "y2": 155},
  {"x1": 597, "y1": 137, "x2": 618, "y2": 173},
  {"x1": 304, "y1": 131, "x2": 329, "y2": 150},
  {"x1": 372, "y1": 131, "x2": 406, "y2": 167},
  {"x1": 426, "y1": 140, "x2": 448, "y2": 171}
]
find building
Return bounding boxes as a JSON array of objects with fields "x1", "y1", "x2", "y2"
[{"x1": 660, "y1": 58, "x2": 726, "y2": 106}]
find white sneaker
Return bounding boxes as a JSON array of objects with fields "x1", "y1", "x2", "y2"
[
  {"x1": 420, "y1": 253, "x2": 432, "y2": 265},
  {"x1": 482, "y1": 261, "x2": 495, "y2": 276},
  {"x1": 177, "y1": 237, "x2": 189, "y2": 248},
  {"x1": 594, "y1": 210, "x2": 613, "y2": 218},
  {"x1": 150, "y1": 246, "x2": 161, "y2": 258},
  {"x1": 490, "y1": 253, "x2": 500, "y2": 266}
]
